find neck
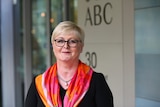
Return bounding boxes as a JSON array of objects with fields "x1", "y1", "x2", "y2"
[
  {"x1": 56, "y1": 60, "x2": 79, "y2": 89},
  {"x1": 56, "y1": 60, "x2": 79, "y2": 79}
]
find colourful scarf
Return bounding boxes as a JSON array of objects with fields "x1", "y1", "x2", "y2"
[{"x1": 35, "y1": 61, "x2": 93, "y2": 107}]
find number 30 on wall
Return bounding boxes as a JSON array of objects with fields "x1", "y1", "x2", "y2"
[{"x1": 85, "y1": 52, "x2": 97, "y2": 68}]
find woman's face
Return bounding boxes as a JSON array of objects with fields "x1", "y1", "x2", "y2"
[{"x1": 52, "y1": 33, "x2": 83, "y2": 62}]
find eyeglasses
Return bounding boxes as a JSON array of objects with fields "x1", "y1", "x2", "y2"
[{"x1": 54, "y1": 39, "x2": 81, "y2": 47}]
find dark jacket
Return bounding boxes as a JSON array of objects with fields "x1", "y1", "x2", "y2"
[{"x1": 25, "y1": 72, "x2": 114, "y2": 107}]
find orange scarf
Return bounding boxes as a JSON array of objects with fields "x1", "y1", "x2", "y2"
[{"x1": 35, "y1": 61, "x2": 93, "y2": 107}]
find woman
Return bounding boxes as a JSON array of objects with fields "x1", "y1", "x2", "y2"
[{"x1": 25, "y1": 21, "x2": 113, "y2": 107}]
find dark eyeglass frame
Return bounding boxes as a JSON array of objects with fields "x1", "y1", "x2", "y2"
[{"x1": 54, "y1": 39, "x2": 81, "y2": 47}]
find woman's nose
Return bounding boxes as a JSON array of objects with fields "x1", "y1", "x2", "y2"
[{"x1": 63, "y1": 42, "x2": 69, "y2": 48}]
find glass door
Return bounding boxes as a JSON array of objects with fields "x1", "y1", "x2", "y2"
[{"x1": 135, "y1": 0, "x2": 160, "y2": 107}]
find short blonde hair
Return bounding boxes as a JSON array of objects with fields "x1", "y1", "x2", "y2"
[{"x1": 51, "y1": 21, "x2": 85, "y2": 45}]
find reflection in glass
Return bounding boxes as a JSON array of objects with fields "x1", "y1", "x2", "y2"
[
  {"x1": 50, "y1": 0, "x2": 63, "y2": 64},
  {"x1": 32, "y1": 0, "x2": 48, "y2": 75},
  {"x1": 135, "y1": 1, "x2": 160, "y2": 106}
]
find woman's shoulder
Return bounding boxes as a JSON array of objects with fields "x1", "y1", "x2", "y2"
[
  {"x1": 92, "y1": 71, "x2": 113, "y2": 96},
  {"x1": 92, "y1": 71, "x2": 106, "y2": 80},
  {"x1": 29, "y1": 75, "x2": 42, "y2": 89},
  {"x1": 91, "y1": 71, "x2": 111, "y2": 90}
]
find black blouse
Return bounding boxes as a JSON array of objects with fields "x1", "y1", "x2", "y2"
[{"x1": 24, "y1": 72, "x2": 114, "y2": 107}]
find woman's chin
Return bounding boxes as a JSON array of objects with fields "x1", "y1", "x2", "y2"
[{"x1": 60, "y1": 58, "x2": 72, "y2": 62}]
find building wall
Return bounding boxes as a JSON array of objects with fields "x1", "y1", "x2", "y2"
[{"x1": 78, "y1": 0, "x2": 135, "y2": 107}]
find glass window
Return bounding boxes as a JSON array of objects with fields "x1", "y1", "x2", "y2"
[
  {"x1": 31, "y1": 0, "x2": 48, "y2": 75},
  {"x1": 50, "y1": 0, "x2": 63, "y2": 28},
  {"x1": 50, "y1": 0, "x2": 63, "y2": 64},
  {"x1": 135, "y1": 0, "x2": 160, "y2": 107},
  {"x1": 31, "y1": 0, "x2": 67, "y2": 75},
  {"x1": 15, "y1": 0, "x2": 24, "y2": 106},
  {"x1": 68, "y1": 0, "x2": 78, "y2": 22},
  {"x1": 71, "y1": 0, "x2": 78, "y2": 23}
]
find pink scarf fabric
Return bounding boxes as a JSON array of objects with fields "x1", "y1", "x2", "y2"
[{"x1": 35, "y1": 61, "x2": 93, "y2": 107}]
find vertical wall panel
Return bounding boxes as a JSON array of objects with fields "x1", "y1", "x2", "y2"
[
  {"x1": 1, "y1": 0, "x2": 16, "y2": 107},
  {"x1": 78, "y1": 0, "x2": 135, "y2": 107},
  {"x1": 23, "y1": 0, "x2": 32, "y2": 97}
]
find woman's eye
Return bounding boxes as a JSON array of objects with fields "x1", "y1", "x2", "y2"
[
  {"x1": 69, "y1": 40, "x2": 78, "y2": 43},
  {"x1": 57, "y1": 40, "x2": 64, "y2": 43}
]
